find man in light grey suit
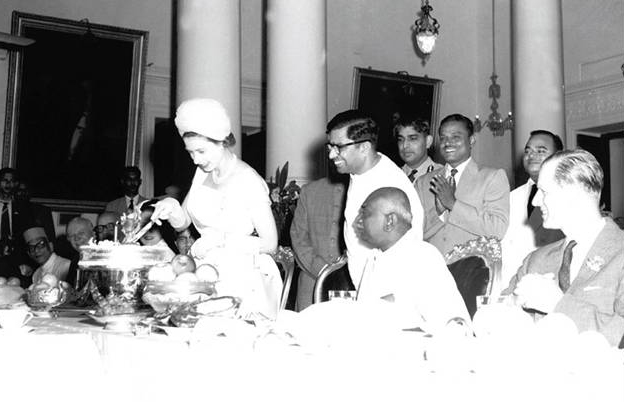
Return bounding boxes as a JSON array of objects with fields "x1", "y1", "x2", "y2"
[
  {"x1": 105, "y1": 166, "x2": 148, "y2": 215},
  {"x1": 504, "y1": 149, "x2": 624, "y2": 346},
  {"x1": 415, "y1": 114, "x2": 510, "y2": 256}
]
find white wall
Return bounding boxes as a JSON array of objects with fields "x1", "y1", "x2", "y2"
[{"x1": 1, "y1": 0, "x2": 621, "y2": 190}]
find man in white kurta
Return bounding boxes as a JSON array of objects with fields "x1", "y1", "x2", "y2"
[
  {"x1": 353, "y1": 187, "x2": 468, "y2": 332},
  {"x1": 326, "y1": 110, "x2": 424, "y2": 288}
]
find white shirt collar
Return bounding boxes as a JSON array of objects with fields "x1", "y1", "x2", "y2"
[
  {"x1": 444, "y1": 157, "x2": 471, "y2": 183},
  {"x1": 40, "y1": 252, "x2": 59, "y2": 271}
]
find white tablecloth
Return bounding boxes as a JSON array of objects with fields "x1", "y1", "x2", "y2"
[{"x1": 0, "y1": 312, "x2": 622, "y2": 402}]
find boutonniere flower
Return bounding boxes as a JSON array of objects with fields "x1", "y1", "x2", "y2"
[{"x1": 586, "y1": 256, "x2": 605, "y2": 272}]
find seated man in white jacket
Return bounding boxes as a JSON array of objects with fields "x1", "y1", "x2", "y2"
[{"x1": 353, "y1": 187, "x2": 469, "y2": 332}]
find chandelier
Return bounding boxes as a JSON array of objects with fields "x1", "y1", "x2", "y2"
[
  {"x1": 474, "y1": 0, "x2": 513, "y2": 136},
  {"x1": 414, "y1": 0, "x2": 440, "y2": 55}
]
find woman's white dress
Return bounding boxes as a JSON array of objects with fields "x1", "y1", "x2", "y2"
[{"x1": 183, "y1": 156, "x2": 282, "y2": 318}]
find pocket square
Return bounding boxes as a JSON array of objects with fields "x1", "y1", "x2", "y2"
[{"x1": 583, "y1": 285, "x2": 602, "y2": 291}]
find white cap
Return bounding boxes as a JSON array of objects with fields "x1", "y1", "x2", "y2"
[{"x1": 174, "y1": 98, "x2": 231, "y2": 141}]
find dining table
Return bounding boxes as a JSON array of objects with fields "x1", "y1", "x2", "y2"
[{"x1": 1, "y1": 305, "x2": 623, "y2": 402}]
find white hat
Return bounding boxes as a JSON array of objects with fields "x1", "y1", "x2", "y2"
[{"x1": 174, "y1": 98, "x2": 231, "y2": 141}]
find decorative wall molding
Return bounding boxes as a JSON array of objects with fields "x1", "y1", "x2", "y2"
[{"x1": 565, "y1": 73, "x2": 624, "y2": 146}]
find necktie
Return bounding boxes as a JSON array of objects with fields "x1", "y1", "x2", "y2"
[
  {"x1": 558, "y1": 240, "x2": 577, "y2": 292},
  {"x1": 0, "y1": 202, "x2": 9, "y2": 241},
  {"x1": 127, "y1": 198, "x2": 134, "y2": 212},
  {"x1": 407, "y1": 169, "x2": 418, "y2": 183},
  {"x1": 527, "y1": 183, "x2": 538, "y2": 218},
  {"x1": 449, "y1": 168, "x2": 458, "y2": 193}
]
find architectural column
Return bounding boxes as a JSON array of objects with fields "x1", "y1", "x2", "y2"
[
  {"x1": 177, "y1": 0, "x2": 241, "y2": 156},
  {"x1": 266, "y1": 0, "x2": 327, "y2": 182},
  {"x1": 512, "y1": 0, "x2": 565, "y2": 162}
]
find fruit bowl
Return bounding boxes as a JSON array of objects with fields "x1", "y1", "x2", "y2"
[
  {"x1": 142, "y1": 281, "x2": 216, "y2": 313},
  {"x1": 26, "y1": 286, "x2": 68, "y2": 312}
]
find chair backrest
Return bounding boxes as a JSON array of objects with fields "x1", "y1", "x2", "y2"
[
  {"x1": 444, "y1": 236, "x2": 502, "y2": 318},
  {"x1": 312, "y1": 255, "x2": 348, "y2": 304},
  {"x1": 273, "y1": 246, "x2": 295, "y2": 310}
]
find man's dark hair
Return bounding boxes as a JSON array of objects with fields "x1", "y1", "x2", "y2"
[
  {"x1": 439, "y1": 114, "x2": 474, "y2": 136},
  {"x1": 0, "y1": 167, "x2": 18, "y2": 180},
  {"x1": 122, "y1": 166, "x2": 141, "y2": 179},
  {"x1": 393, "y1": 114, "x2": 431, "y2": 138},
  {"x1": 326, "y1": 109, "x2": 378, "y2": 146},
  {"x1": 529, "y1": 130, "x2": 564, "y2": 151}
]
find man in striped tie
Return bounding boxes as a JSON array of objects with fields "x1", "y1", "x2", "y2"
[
  {"x1": 504, "y1": 149, "x2": 624, "y2": 347},
  {"x1": 394, "y1": 114, "x2": 441, "y2": 186},
  {"x1": 415, "y1": 114, "x2": 510, "y2": 256}
]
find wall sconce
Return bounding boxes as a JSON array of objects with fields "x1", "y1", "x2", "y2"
[
  {"x1": 473, "y1": 0, "x2": 513, "y2": 137},
  {"x1": 414, "y1": 0, "x2": 440, "y2": 55}
]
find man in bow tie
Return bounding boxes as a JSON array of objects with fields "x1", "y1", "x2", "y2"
[
  {"x1": 500, "y1": 130, "x2": 565, "y2": 288},
  {"x1": 415, "y1": 114, "x2": 510, "y2": 256},
  {"x1": 504, "y1": 149, "x2": 624, "y2": 347},
  {"x1": 394, "y1": 114, "x2": 441, "y2": 185}
]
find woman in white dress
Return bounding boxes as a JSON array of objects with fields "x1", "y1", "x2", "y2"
[{"x1": 151, "y1": 98, "x2": 282, "y2": 318}]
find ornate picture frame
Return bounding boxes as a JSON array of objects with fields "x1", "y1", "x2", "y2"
[
  {"x1": 3, "y1": 12, "x2": 148, "y2": 212},
  {"x1": 351, "y1": 67, "x2": 442, "y2": 165}
]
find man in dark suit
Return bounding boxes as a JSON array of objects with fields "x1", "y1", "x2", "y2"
[
  {"x1": 415, "y1": 114, "x2": 510, "y2": 256},
  {"x1": 0, "y1": 168, "x2": 55, "y2": 284},
  {"x1": 105, "y1": 166, "x2": 148, "y2": 215},
  {"x1": 504, "y1": 149, "x2": 624, "y2": 346}
]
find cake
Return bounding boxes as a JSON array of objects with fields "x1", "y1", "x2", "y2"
[{"x1": 79, "y1": 240, "x2": 172, "y2": 271}]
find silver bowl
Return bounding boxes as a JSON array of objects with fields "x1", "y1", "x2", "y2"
[
  {"x1": 142, "y1": 281, "x2": 216, "y2": 313},
  {"x1": 77, "y1": 266, "x2": 149, "y2": 306}
]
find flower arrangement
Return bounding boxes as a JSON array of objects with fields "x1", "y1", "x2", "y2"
[{"x1": 267, "y1": 162, "x2": 301, "y2": 246}]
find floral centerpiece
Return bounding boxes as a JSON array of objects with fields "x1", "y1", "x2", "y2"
[{"x1": 267, "y1": 162, "x2": 300, "y2": 246}]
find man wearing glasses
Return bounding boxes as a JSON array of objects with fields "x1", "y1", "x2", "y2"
[
  {"x1": 326, "y1": 109, "x2": 424, "y2": 290},
  {"x1": 95, "y1": 211, "x2": 120, "y2": 242},
  {"x1": 23, "y1": 226, "x2": 70, "y2": 285}
]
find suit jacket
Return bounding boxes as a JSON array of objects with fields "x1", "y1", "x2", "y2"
[
  {"x1": 290, "y1": 178, "x2": 349, "y2": 310},
  {"x1": 505, "y1": 219, "x2": 624, "y2": 346},
  {"x1": 501, "y1": 181, "x2": 563, "y2": 288},
  {"x1": 104, "y1": 195, "x2": 148, "y2": 215},
  {"x1": 415, "y1": 159, "x2": 510, "y2": 256}
]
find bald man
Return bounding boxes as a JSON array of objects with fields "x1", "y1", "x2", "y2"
[
  {"x1": 65, "y1": 217, "x2": 94, "y2": 287},
  {"x1": 353, "y1": 187, "x2": 468, "y2": 332}
]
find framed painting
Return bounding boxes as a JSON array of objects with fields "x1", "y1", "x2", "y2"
[
  {"x1": 351, "y1": 67, "x2": 442, "y2": 165},
  {"x1": 3, "y1": 12, "x2": 148, "y2": 212}
]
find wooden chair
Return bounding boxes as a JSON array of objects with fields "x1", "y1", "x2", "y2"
[
  {"x1": 272, "y1": 246, "x2": 295, "y2": 310},
  {"x1": 444, "y1": 236, "x2": 502, "y2": 318},
  {"x1": 312, "y1": 254, "x2": 348, "y2": 304}
]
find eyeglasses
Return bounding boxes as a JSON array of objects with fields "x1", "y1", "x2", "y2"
[
  {"x1": 27, "y1": 238, "x2": 48, "y2": 254},
  {"x1": 94, "y1": 223, "x2": 116, "y2": 233},
  {"x1": 325, "y1": 139, "x2": 370, "y2": 153}
]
